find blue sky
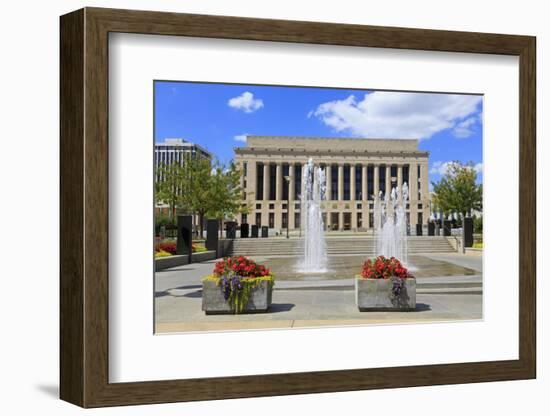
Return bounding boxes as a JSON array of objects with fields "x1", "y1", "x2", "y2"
[{"x1": 154, "y1": 81, "x2": 483, "y2": 186}]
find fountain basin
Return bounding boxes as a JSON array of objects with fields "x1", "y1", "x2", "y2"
[
  {"x1": 202, "y1": 279, "x2": 273, "y2": 314},
  {"x1": 355, "y1": 277, "x2": 416, "y2": 311}
]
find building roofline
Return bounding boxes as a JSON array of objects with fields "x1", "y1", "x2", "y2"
[{"x1": 244, "y1": 135, "x2": 420, "y2": 142}]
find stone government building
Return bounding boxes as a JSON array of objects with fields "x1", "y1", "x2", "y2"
[{"x1": 235, "y1": 136, "x2": 430, "y2": 232}]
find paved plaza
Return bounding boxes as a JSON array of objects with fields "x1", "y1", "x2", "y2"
[{"x1": 154, "y1": 252, "x2": 483, "y2": 333}]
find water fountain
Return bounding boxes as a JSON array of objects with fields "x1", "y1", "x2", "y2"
[
  {"x1": 374, "y1": 182, "x2": 409, "y2": 265},
  {"x1": 297, "y1": 158, "x2": 328, "y2": 273}
]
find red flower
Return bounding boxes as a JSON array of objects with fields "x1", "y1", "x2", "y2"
[{"x1": 361, "y1": 256, "x2": 412, "y2": 279}]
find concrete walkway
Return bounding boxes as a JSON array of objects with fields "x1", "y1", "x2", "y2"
[{"x1": 155, "y1": 254, "x2": 483, "y2": 333}]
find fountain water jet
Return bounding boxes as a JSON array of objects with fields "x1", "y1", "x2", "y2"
[
  {"x1": 374, "y1": 182, "x2": 409, "y2": 266},
  {"x1": 297, "y1": 159, "x2": 328, "y2": 273}
]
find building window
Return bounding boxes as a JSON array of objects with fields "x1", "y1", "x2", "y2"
[
  {"x1": 379, "y1": 165, "x2": 386, "y2": 196},
  {"x1": 331, "y1": 165, "x2": 338, "y2": 200},
  {"x1": 331, "y1": 213, "x2": 339, "y2": 230},
  {"x1": 418, "y1": 204, "x2": 423, "y2": 209},
  {"x1": 357, "y1": 203, "x2": 362, "y2": 209},
  {"x1": 256, "y1": 203, "x2": 262, "y2": 209},
  {"x1": 282, "y1": 212, "x2": 288, "y2": 228},
  {"x1": 269, "y1": 164, "x2": 277, "y2": 200},
  {"x1": 256, "y1": 163, "x2": 264, "y2": 200},
  {"x1": 295, "y1": 203, "x2": 300, "y2": 210},
  {"x1": 345, "y1": 204, "x2": 350, "y2": 209},
  {"x1": 367, "y1": 165, "x2": 374, "y2": 200},
  {"x1": 282, "y1": 164, "x2": 290, "y2": 200},
  {"x1": 355, "y1": 165, "x2": 362, "y2": 200},
  {"x1": 357, "y1": 212, "x2": 362, "y2": 228},
  {"x1": 343, "y1": 165, "x2": 350, "y2": 200},
  {"x1": 369, "y1": 213, "x2": 374, "y2": 228},
  {"x1": 403, "y1": 165, "x2": 410, "y2": 188},
  {"x1": 282, "y1": 204, "x2": 287, "y2": 210},
  {"x1": 294, "y1": 212, "x2": 301, "y2": 229},
  {"x1": 294, "y1": 163, "x2": 302, "y2": 200},
  {"x1": 243, "y1": 162, "x2": 247, "y2": 176},
  {"x1": 241, "y1": 213, "x2": 247, "y2": 224},
  {"x1": 269, "y1": 212, "x2": 275, "y2": 228},
  {"x1": 269, "y1": 203, "x2": 275, "y2": 210},
  {"x1": 255, "y1": 212, "x2": 262, "y2": 226},
  {"x1": 418, "y1": 212, "x2": 423, "y2": 225}
]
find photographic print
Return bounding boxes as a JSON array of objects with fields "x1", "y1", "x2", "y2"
[{"x1": 153, "y1": 81, "x2": 483, "y2": 333}]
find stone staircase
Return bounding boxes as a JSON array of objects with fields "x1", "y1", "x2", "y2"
[{"x1": 226, "y1": 236, "x2": 455, "y2": 257}]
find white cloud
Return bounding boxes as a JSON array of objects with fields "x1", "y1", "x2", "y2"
[
  {"x1": 430, "y1": 161, "x2": 454, "y2": 176},
  {"x1": 234, "y1": 134, "x2": 248, "y2": 143},
  {"x1": 430, "y1": 161, "x2": 483, "y2": 176},
  {"x1": 453, "y1": 116, "x2": 478, "y2": 138},
  {"x1": 310, "y1": 91, "x2": 482, "y2": 140},
  {"x1": 228, "y1": 92, "x2": 264, "y2": 113}
]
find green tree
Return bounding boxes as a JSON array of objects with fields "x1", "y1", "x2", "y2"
[
  {"x1": 207, "y1": 161, "x2": 250, "y2": 237},
  {"x1": 431, "y1": 161, "x2": 482, "y2": 218},
  {"x1": 432, "y1": 161, "x2": 482, "y2": 252},
  {"x1": 155, "y1": 162, "x2": 185, "y2": 223},
  {"x1": 179, "y1": 157, "x2": 214, "y2": 238}
]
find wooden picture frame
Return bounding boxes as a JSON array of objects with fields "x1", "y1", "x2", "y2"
[{"x1": 60, "y1": 7, "x2": 536, "y2": 408}]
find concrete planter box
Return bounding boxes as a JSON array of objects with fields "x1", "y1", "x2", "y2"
[
  {"x1": 202, "y1": 279, "x2": 273, "y2": 314},
  {"x1": 355, "y1": 277, "x2": 416, "y2": 311}
]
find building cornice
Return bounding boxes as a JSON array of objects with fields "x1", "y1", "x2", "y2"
[{"x1": 234, "y1": 147, "x2": 429, "y2": 159}]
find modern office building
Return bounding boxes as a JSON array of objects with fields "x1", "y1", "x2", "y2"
[
  {"x1": 234, "y1": 136, "x2": 430, "y2": 232},
  {"x1": 154, "y1": 138, "x2": 212, "y2": 182}
]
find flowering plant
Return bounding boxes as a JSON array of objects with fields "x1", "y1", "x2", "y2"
[
  {"x1": 360, "y1": 256, "x2": 411, "y2": 280},
  {"x1": 207, "y1": 256, "x2": 274, "y2": 313},
  {"x1": 360, "y1": 256, "x2": 413, "y2": 298},
  {"x1": 157, "y1": 240, "x2": 177, "y2": 255},
  {"x1": 213, "y1": 256, "x2": 271, "y2": 278}
]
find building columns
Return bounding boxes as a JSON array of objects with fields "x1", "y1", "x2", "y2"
[
  {"x1": 385, "y1": 165, "x2": 391, "y2": 195},
  {"x1": 288, "y1": 163, "x2": 294, "y2": 202},
  {"x1": 362, "y1": 164, "x2": 368, "y2": 201},
  {"x1": 397, "y1": 164, "x2": 403, "y2": 192},
  {"x1": 249, "y1": 161, "x2": 257, "y2": 200},
  {"x1": 409, "y1": 162, "x2": 418, "y2": 228},
  {"x1": 374, "y1": 165, "x2": 380, "y2": 199},
  {"x1": 275, "y1": 162, "x2": 283, "y2": 201},
  {"x1": 263, "y1": 163, "x2": 270, "y2": 201},
  {"x1": 325, "y1": 163, "x2": 332, "y2": 200},
  {"x1": 350, "y1": 164, "x2": 356, "y2": 201},
  {"x1": 338, "y1": 164, "x2": 344, "y2": 201}
]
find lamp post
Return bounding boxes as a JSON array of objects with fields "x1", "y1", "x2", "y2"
[{"x1": 284, "y1": 175, "x2": 290, "y2": 239}]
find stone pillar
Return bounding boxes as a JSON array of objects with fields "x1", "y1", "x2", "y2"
[
  {"x1": 326, "y1": 163, "x2": 332, "y2": 200},
  {"x1": 397, "y1": 164, "x2": 403, "y2": 190},
  {"x1": 177, "y1": 215, "x2": 193, "y2": 261},
  {"x1": 206, "y1": 219, "x2": 219, "y2": 254},
  {"x1": 275, "y1": 162, "x2": 283, "y2": 201},
  {"x1": 420, "y1": 162, "x2": 430, "y2": 225},
  {"x1": 409, "y1": 162, "x2": 418, "y2": 228},
  {"x1": 362, "y1": 164, "x2": 368, "y2": 201},
  {"x1": 288, "y1": 163, "x2": 295, "y2": 230},
  {"x1": 351, "y1": 209, "x2": 358, "y2": 230},
  {"x1": 288, "y1": 163, "x2": 294, "y2": 202},
  {"x1": 385, "y1": 165, "x2": 391, "y2": 195},
  {"x1": 263, "y1": 163, "x2": 269, "y2": 201},
  {"x1": 350, "y1": 164, "x2": 356, "y2": 201},
  {"x1": 374, "y1": 164, "x2": 380, "y2": 198},
  {"x1": 248, "y1": 160, "x2": 257, "y2": 201},
  {"x1": 338, "y1": 164, "x2": 344, "y2": 201}
]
